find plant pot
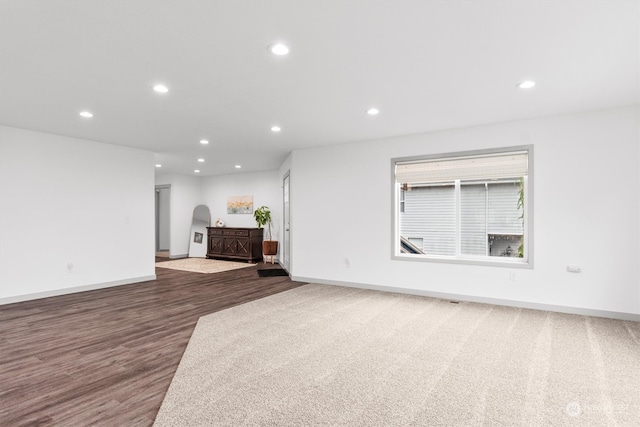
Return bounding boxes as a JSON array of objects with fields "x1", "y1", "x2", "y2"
[{"x1": 262, "y1": 240, "x2": 278, "y2": 256}]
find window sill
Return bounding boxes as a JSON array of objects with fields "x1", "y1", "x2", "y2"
[{"x1": 393, "y1": 252, "x2": 532, "y2": 269}]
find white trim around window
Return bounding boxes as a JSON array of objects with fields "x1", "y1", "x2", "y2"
[{"x1": 391, "y1": 146, "x2": 533, "y2": 268}]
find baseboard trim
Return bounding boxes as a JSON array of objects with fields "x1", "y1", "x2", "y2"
[
  {"x1": 0, "y1": 275, "x2": 157, "y2": 305},
  {"x1": 169, "y1": 254, "x2": 188, "y2": 259},
  {"x1": 291, "y1": 276, "x2": 640, "y2": 322}
]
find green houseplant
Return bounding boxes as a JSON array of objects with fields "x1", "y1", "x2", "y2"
[{"x1": 253, "y1": 205, "x2": 278, "y2": 257}]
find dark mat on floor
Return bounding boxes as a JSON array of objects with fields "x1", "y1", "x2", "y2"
[{"x1": 257, "y1": 268, "x2": 289, "y2": 277}]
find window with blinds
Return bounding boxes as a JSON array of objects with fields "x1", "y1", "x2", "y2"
[{"x1": 394, "y1": 147, "x2": 531, "y2": 266}]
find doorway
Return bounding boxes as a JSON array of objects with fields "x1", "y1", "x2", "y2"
[
  {"x1": 282, "y1": 172, "x2": 291, "y2": 272},
  {"x1": 155, "y1": 185, "x2": 171, "y2": 256}
]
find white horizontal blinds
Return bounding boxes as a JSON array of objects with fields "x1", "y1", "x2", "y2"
[
  {"x1": 396, "y1": 151, "x2": 528, "y2": 185},
  {"x1": 460, "y1": 183, "x2": 487, "y2": 255},
  {"x1": 488, "y1": 182, "x2": 523, "y2": 235},
  {"x1": 400, "y1": 185, "x2": 456, "y2": 255}
]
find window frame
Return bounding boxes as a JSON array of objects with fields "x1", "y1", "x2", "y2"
[{"x1": 391, "y1": 145, "x2": 533, "y2": 269}]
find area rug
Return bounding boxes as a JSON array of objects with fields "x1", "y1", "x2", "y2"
[
  {"x1": 153, "y1": 284, "x2": 640, "y2": 426},
  {"x1": 155, "y1": 257, "x2": 254, "y2": 274}
]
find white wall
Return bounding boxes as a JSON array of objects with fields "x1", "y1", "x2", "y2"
[
  {"x1": 155, "y1": 174, "x2": 202, "y2": 258},
  {"x1": 0, "y1": 126, "x2": 155, "y2": 303},
  {"x1": 291, "y1": 107, "x2": 640, "y2": 316},
  {"x1": 155, "y1": 170, "x2": 282, "y2": 259},
  {"x1": 201, "y1": 170, "x2": 281, "y2": 247}
]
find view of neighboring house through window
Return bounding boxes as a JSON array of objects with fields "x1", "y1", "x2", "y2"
[{"x1": 394, "y1": 147, "x2": 531, "y2": 265}]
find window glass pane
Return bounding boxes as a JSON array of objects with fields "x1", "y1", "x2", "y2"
[
  {"x1": 488, "y1": 234, "x2": 522, "y2": 257},
  {"x1": 460, "y1": 183, "x2": 487, "y2": 255},
  {"x1": 408, "y1": 237, "x2": 424, "y2": 247},
  {"x1": 395, "y1": 148, "x2": 530, "y2": 264},
  {"x1": 487, "y1": 182, "x2": 523, "y2": 235},
  {"x1": 400, "y1": 184, "x2": 455, "y2": 255}
]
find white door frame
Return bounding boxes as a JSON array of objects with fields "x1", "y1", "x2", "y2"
[{"x1": 282, "y1": 171, "x2": 291, "y2": 272}]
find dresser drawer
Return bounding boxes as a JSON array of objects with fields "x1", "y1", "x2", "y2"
[{"x1": 223, "y1": 229, "x2": 249, "y2": 236}]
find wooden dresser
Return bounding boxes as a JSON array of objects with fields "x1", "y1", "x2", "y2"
[{"x1": 206, "y1": 227, "x2": 263, "y2": 263}]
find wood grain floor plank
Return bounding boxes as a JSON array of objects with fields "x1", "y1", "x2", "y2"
[{"x1": 0, "y1": 261, "x2": 304, "y2": 426}]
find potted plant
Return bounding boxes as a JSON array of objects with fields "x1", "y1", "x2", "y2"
[{"x1": 253, "y1": 205, "x2": 278, "y2": 258}]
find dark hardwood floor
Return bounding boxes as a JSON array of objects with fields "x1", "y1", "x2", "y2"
[{"x1": 0, "y1": 259, "x2": 304, "y2": 426}]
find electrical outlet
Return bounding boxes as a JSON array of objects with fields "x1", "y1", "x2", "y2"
[
  {"x1": 344, "y1": 258, "x2": 351, "y2": 268},
  {"x1": 509, "y1": 271, "x2": 517, "y2": 281},
  {"x1": 567, "y1": 265, "x2": 582, "y2": 273},
  {"x1": 67, "y1": 261, "x2": 74, "y2": 272}
]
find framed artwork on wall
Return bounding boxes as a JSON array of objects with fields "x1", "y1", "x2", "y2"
[{"x1": 227, "y1": 195, "x2": 253, "y2": 214}]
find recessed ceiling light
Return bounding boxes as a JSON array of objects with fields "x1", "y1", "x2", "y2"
[
  {"x1": 235, "y1": 165, "x2": 242, "y2": 169},
  {"x1": 197, "y1": 158, "x2": 205, "y2": 162},
  {"x1": 79, "y1": 111, "x2": 93, "y2": 118},
  {"x1": 155, "y1": 164, "x2": 162, "y2": 168},
  {"x1": 199, "y1": 139, "x2": 209, "y2": 145},
  {"x1": 367, "y1": 108, "x2": 380, "y2": 116},
  {"x1": 194, "y1": 169, "x2": 200, "y2": 173},
  {"x1": 269, "y1": 43, "x2": 290, "y2": 56},
  {"x1": 517, "y1": 80, "x2": 536, "y2": 89},
  {"x1": 271, "y1": 126, "x2": 281, "y2": 132},
  {"x1": 153, "y1": 84, "x2": 169, "y2": 93}
]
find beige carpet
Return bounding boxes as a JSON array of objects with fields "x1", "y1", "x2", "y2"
[
  {"x1": 153, "y1": 284, "x2": 640, "y2": 426},
  {"x1": 155, "y1": 257, "x2": 255, "y2": 274}
]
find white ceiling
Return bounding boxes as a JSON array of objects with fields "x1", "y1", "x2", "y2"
[{"x1": 1, "y1": 0, "x2": 637, "y2": 176}]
